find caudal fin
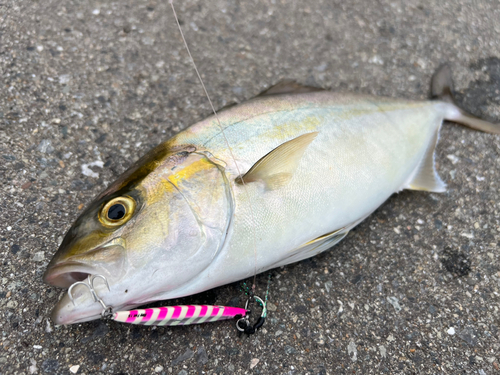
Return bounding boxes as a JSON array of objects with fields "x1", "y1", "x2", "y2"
[{"x1": 432, "y1": 64, "x2": 500, "y2": 134}]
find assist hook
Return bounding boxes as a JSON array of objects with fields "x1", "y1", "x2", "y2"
[
  {"x1": 68, "y1": 275, "x2": 113, "y2": 318},
  {"x1": 236, "y1": 295, "x2": 267, "y2": 335}
]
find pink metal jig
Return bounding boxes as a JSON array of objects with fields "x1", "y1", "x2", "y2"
[{"x1": 113, "y1": 305, "x2": 247, "y2": 326}]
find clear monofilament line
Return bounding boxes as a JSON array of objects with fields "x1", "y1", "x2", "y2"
[{"x1": 169, "y1": 0, "x2": 259, "y2": 291}]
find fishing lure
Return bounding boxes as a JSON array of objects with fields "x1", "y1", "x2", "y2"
[{"x1": 113, "y1": 305, "x2": 248, "y2": 326}]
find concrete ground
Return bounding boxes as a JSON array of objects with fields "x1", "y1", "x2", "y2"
[{"x1": 1, "y1": 0, "x2": 500, "y2": 374}]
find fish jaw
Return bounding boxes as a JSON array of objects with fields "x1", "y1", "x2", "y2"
[
  {"x1": 51, "y1": 283, "x2": 105, "y2": 325},
  {"x1": 50, "y1": 280, "x2": 139, "y2": 325},
  {"x1": 45, "y1": 242, "x2": 138, "y2": 325}
]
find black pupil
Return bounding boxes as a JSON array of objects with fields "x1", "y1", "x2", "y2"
[{"x1": 108, "y1": 204, "x2": 126, "y2": 220}]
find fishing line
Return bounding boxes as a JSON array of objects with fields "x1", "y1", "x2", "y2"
[{"x1": 168, "y1": 0, "x2": 259, "y2": 294}]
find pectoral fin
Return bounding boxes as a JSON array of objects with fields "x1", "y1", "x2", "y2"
[{"x1": 236, "y1": 132, "x2": 318, "y2": 190}]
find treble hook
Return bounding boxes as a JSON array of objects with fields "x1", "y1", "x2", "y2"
[{"x1": 68, "y1": 275, "x2": 113, "y2": 318}]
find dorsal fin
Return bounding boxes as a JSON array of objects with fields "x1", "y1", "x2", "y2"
[
  {"x1": 217, "y1": 101, "x2": 238, "y2": 113},
  {"x1": 431, "y1": 64, "x2": 454, "y2": 103},
  {"x1": 236, "y1": 132, "x2": 319, "y2": 190},
  {"x1": 258, "y1": 79, "x2": 325, "y2": 97}
]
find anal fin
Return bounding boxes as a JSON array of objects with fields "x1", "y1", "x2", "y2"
[{"x1": 405, "y1": 127, "x2": 446, "y2": 192}]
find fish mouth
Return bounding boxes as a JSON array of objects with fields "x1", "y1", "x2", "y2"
[
  {"x1": 43, "y1": 261, "x2": 98, "y2": 288},
  {"x1": 44, "y1": 239, "x2": 126, "y2": 289}
]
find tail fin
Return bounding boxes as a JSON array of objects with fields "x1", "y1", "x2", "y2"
[{"x1": 432, "y1": 65, "x2": 500, "y2": 134}]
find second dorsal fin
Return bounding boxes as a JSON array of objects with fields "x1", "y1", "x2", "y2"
[
  {"x1": 258, "y1": 79, "x2": 325, "y2": 96},
  {"x1": 236, "y1": 132, "x2": 319, "y2": 190}
]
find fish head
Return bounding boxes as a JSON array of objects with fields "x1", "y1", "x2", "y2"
[{"x1": 44, "y1": 144, "x2": 233, "y2": 324}]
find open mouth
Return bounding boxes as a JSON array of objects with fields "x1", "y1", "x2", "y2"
[{"x1": 43, "y1": 262, "x2": 97, "y2": 288}]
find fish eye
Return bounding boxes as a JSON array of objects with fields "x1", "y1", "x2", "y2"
[
  {"x1": 108, "y1": 204, "x2": 125, "y2": 220},
  {"x1": 99, "y1": 196, "x2": 136, "y2": 228}
]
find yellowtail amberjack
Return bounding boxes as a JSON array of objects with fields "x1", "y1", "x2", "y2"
[{"x1": 44, "y1": 66, "x2": 499, "y2": 324}]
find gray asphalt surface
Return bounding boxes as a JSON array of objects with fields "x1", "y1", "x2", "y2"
[{"x1": 1, "y1": 0, "x2": 500, "y2": 374}]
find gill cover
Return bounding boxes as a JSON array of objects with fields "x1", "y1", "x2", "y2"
[{"x1": 122, "y1": 150, "x2": 234, "y2": 301}]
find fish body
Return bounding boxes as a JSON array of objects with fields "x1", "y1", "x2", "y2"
[
  {"x1": 44, "y1": 68, "x2": 499, "y2": 324},
  {"x1": 173, "y1": 93, "x2": 446, "y2": 286}
]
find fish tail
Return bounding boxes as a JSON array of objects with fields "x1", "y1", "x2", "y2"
[{"x1": 431, "y1": 64, "x2": 500, "y2": 134}]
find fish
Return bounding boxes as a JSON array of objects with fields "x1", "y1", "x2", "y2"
[{"x1": 43, "y1": 65, "x2": 499, "y2": 325}]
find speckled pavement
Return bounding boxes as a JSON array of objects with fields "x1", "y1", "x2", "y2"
[{"x1": 1, "y1": 0, "x2": 500, "y2": 374}]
